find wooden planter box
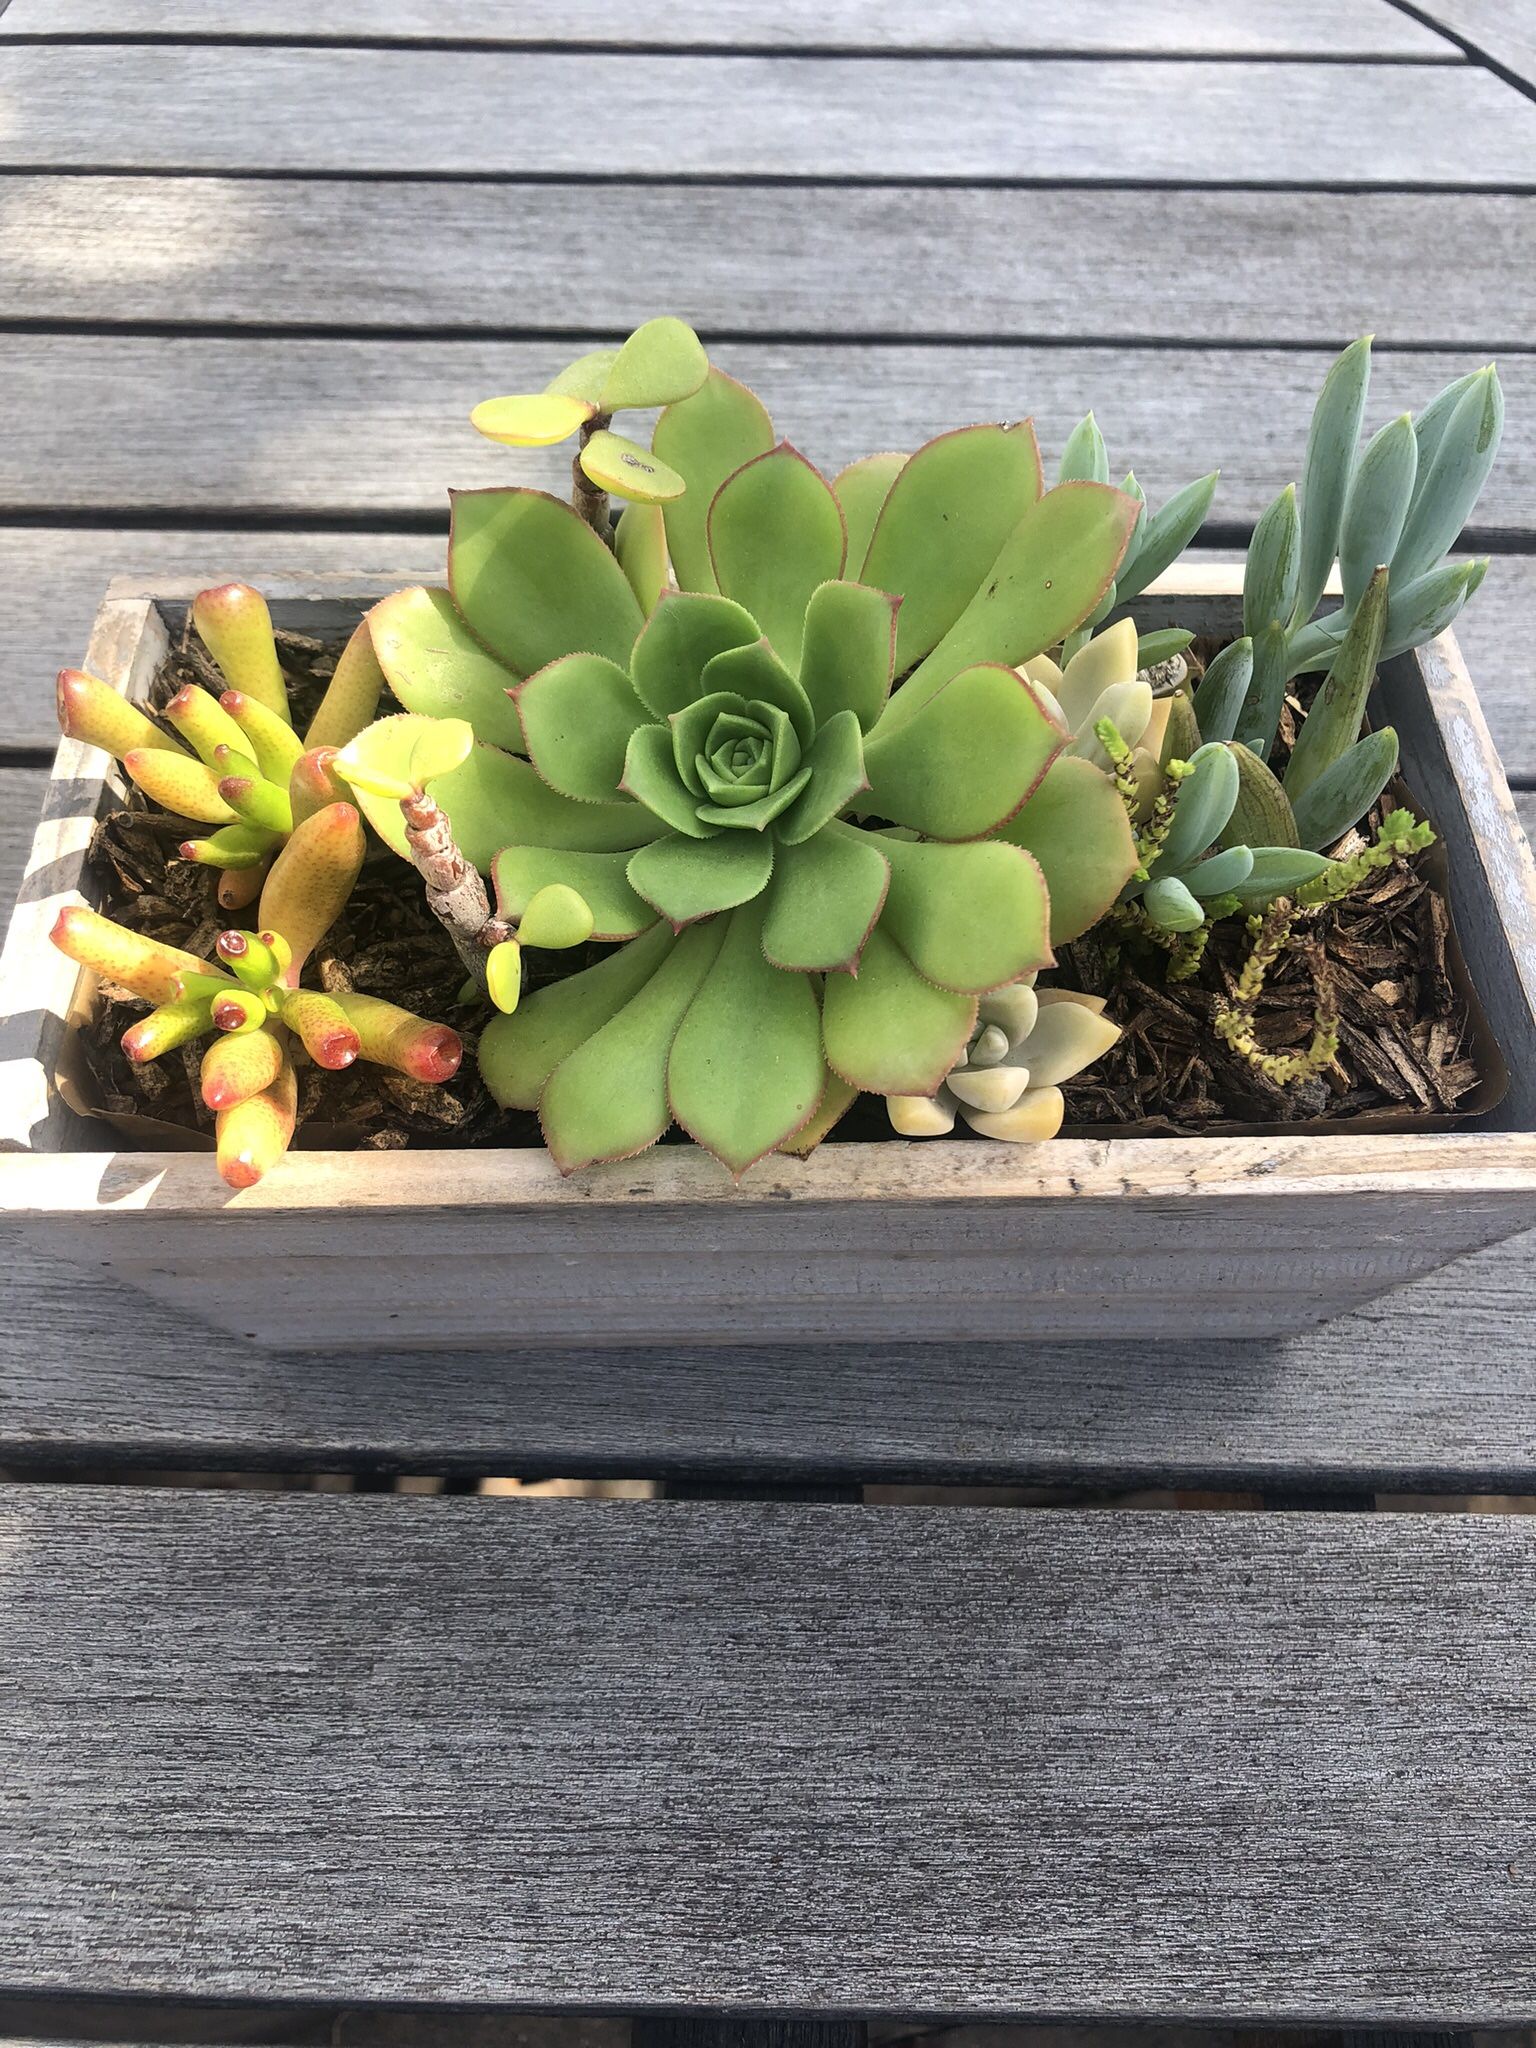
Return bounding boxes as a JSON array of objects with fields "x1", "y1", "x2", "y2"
[{"x1": 3, "y1": 567, "x2": 1536, "y2": 1352}]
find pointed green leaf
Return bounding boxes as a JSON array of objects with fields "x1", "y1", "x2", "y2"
[
  {"x1": 861, "y1": 422, "x2": 1044, "y2": 672},
  {"x1": 1290, "y1": 726, "x2": 1400, "y2": 851},
  {"x1": 630, "y1": 591, "x2": 761, "y2": 720},
  {"x1": 494, "y1": 845, "x2": 653, "y2": 945},
  {"x1": 879, "y1": 835, "x2": 1050, "y2": 992},
  {"x1": 1184, "y1": 845, "x2": 1254, "y2": 897},
  {"x1": 1229, "y1": 846, "x2": 1335, "y2": 909},
  {"x1": 620, "y1": 723, "x2": 713, "y2": 838},
  {"x1": 1155, "y1": 742, "x2": 1240, "y2": 873},
  {"x1": 1284, "y1": 565, "x2": 1388, "y2": 802},
  {"x1": 540, "y1": 918, "x2": 726, "y2": 1170},
  {"x1": 699, "y1": 637, "x2": 817, "y2": 749},
  {"x1": 479, "y1": 920, "x2": 674, "y2": 1110},
  {"x1": 1191, "y1": 636, "x2": 1253, "y2": 744},
  {"x1": 708, "y1": 443, "x2": 846, "y2": 670},
  {"x1": 627, "y1": 828, "x2": 774, "y2": 926},
  {"x1": 761, "y1": 822, "x2": 890, "y2": 973},
  {"x1": 546, "y1": 348, "x2": 621, "y2": 404},
  {"x1": 1233, "y1": 620, "x2": 1290, "y2": 761},
  {"x1": 1339, "y1": 415, "x2": 1417, "y2": 612},
  {"x1": 579, "y1": 428, "x2": 686, "y2": 505},
  {"x1": 1292, "y1": 334, "x2": 1372, "y2": 625},
  {"x1": 1380, "y1": 557, "x2": 1486, "y2": 659},
  {"x1": 995, "y1": 754, "x2": 1138, "y2": 944},
  {"x1": 1392, "y1": 366, "x2": 1503, "y2": 585},
  {"x1": 1114, "y1": 471, "x2": 1219, "y2": 603},
  {"x1": 694, "y1": 766, "x2": 813, "y2": 833},
  {"x1": 822, "y1": 925, "x2": 976, "y2": 1096},
  {"x1": 515, "y1": 652, "x2": 648, "y2": 804},
  {"x1": 668, "y1": 899, "x2": 825, "y2": 1173},
  {"x1": 775, "y1": 709, "x2": 868, "y2": 845},
  {"x1": 797, "y1": 580, "x2": 899, "y2": 733},
  {"x1": 366, "y1": 586, "x2": 524, "y2": 753},
  {"x1": 833, "y1": 451, "x2": 907, "y2": 576},
  {"x1": 653, "y1": 368, "x2": 775, "y2": 593},
  {"x1": 449, "y1": 487, "x2": 644, "y2": 673},
  {"x1": 865, "y1": 663, "x2": 1062, "y2": 841},
  {"x1": 443, "y1": 743, "x2": 658, "y2": 869},
  {"x1": 598, "y1": 316, "x2": 709, "y2": 412},
  {"x1": 1136, "y1": 628, "x2": 1193, "y2": 670},
  {"x1": 1244, "y1": 483, "x2": 1301, "y2": 637},
  {"x1": 778, "y1": 1069, "x2": 860, "y2": 1157},
  {"x1": 892, "y1": 482, "x2": 1140, "y2": 730},
  {"x1": 1057, "y1": 413, "x2": 1108, "y2": 486},
  {"x1": 614, "y1": 502, "x2": 669, "y2": 617}
]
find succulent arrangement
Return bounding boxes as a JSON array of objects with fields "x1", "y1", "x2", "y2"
[{"x1": 50, "y1": 320, "x2": 1503, "y2": 1184}]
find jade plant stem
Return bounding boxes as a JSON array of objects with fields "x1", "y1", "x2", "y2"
[
  {"x1": 572, "y1": 412, "x2": 612, "y2": 542},
  {"x1": 400, "y1": 789, "x2": 512, "y2": 989}
]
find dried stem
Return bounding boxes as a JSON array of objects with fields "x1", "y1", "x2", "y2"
[
  {"x1": 400, "y1": 790, "x2": 512, "y2": 990},
  {"x1": 572, "y1": 412, "x2": 613, "y2": 544}
]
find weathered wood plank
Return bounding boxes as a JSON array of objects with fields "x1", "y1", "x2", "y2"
[
  {"x1": 1444, "y1": 553, "x2": 1536, "y2": 782},
  {"x1": 0, "y1": 0, "x2": 1458, "y2": 56},
  {"x1": 2, "y1": 1486, "x2": 1534, "y2": 2022},
  {"x1": 1, "y1": 51, "x2": 1528, "y2": 183},
  {"x1": 4, "y1": 180, "x2": 1527, "y2": 348},
  {"x1": 1407, "y1": 1, "x2": 1536, "y2": 89},
  {"x1": 0, "y1": 339, "x2": 1525, "y2": 535},
  {"x1": 2, "y1": 1225, "x2": 1535, "y2": 1486},
  {"x1": 0, "y1": 769, "x2": 48, "y2": 918}
]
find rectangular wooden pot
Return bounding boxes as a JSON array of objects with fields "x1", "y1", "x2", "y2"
[{"x1": 3, "y1": 567, "x2": 1536, "y2": 1351}]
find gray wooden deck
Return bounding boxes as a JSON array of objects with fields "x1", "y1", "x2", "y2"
[{"x1": 1, "y1": 1, "x2": 1536, "y2": 2036}]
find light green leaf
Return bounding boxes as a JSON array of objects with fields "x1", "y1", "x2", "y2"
[
  {"x1": 1292, "y1": 334, "x2": 1372, "y2": 625},
  {"x1": 1142, "y1": 876, "x2": 1205, "y2": 931},
  {"x1": 1284, "y1": 564, "x2": 1388, "y2": 802},
  {"x1": 1379, "y1": 557, "x2": 1485, "y2": 659},
  {"x1": 1410, "y1": 369, "x2": 1481, "y2": 476},
  {"x1": 775, "y1": 709, "x2": 868, "y2": 844},
  {"x1": 479, "y1": 920, "x2": 673, "y2": 1110},
  {"x1": 1183, "y1": 845, "x2": 1254, "y2": 897},
  {"x1": 778, "y1": 1069, "x2": 860, "y2": 1156},
  {"x1": 1391, "y1": 365, "x2": 1503, "y2": 585},
  {"x1": 515, "y1": 652, "x2": 649, "y2": 804},
  {"x1": 1290, "y1": 727, "x2": 1400, "y2": 850},
  {"x1": 518, "y1": 883, "x2": 595, "y2": 950},
  {"x1": 1233, "y1": 620, "x2": 1290, "y2": 760},
  {"x1": 539, "y1": 919, "x2": 725, "y2": 1171},
  {"x1": 695, "y1": 766, "x2": 812, "y2": 833},
  {"x1": 1115, "y1": 471, "x2": 1219, "y2": 603},
  {"x1": 1243, "y1": 483, "x2": 1301, "y2": 637},
  {"x1": 709, "y1": 443, "x2": 847, "y2": 670},
  {"x1": 598, "y1": 316, "x2": 709, "y2": 412},
  {"x1": 865, "y1": 662, "x2": 1063, "y2": 841},
  {"x1": 627, "y1": 828, "x2": 774, "y2": 926},
  {"x1": 449, "y1": 487, "x2": 643, "y2": 673},
  {"x1": 470, "y1": 392, "x2": 593, "y2": 448},
  {"x1": 761, "y1": 822, "x2": 890, "y2": 972},
  {"x1": 822, "y1": 925, "x2": 976, "y2": 1096},
  {"x1": 614, "y1": 502, "x2": 669, "y2": 617},
  {"x1": 579, "y1": 428, "x2": 687, "y2": 505},
  {"x1": 1056, "y1": 413, "x2": 1108, "y2": 486},
  {"x1": 797, "y1": 580, "x2": 899, "y2": 733},
  {"x1": 699, "y1": 637, "x2": 818, "y2": 749},
  {"x1": 833, "y1": 451, "x2": 907, "y2": 575},
  {"x1": 879, "y1": 835, "x2": 1050, "y2": 992},
  {"x1": 891, "y1": 482, "x2": 1139, "y2": 731},
  {"x1": 860, "y1": 422, "x2": 1043, "y2": 671},
  {"x1": 1191, "y1": 636, "x2": 1253, "y2": 744},
  {"x1": 629, "y1": 591, "x2": 761, "y2": 720},
  {"x1": 1339, "y1": 415, "x2": 1416, "y2": 611},
  {"x1": 1229, "y1": 846, "x2": 1335, "y2": 908},
  {"x1": 546, "y1": 348, "x2": 621, "y2": 405},
  {"x1": 995, "y1": 753, "x2": 1138, "y2": 944},
  {"x1": 1156, "y1": 742, "x2": 1240, "y2": 872},
  {"x1": 652, "y1": 368, "x2": 775, "y2": 593},
  {"x1": 494, "y1": 844, "x2": 656, "y2": 940},
  {"x1": 366, "y1": 586, "x2": 524, "y2": 753},
  {"x1": 668, "y1": 898, "x2": 826, "y2": 1173},
  {"x1": 443, "y1": 743, "x2": 658, "y2": 869},
  {"x1": 620, "y1": 723, "x2": 712, "y2": 838}
]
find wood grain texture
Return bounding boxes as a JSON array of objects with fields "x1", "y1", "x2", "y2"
[
  {"x1": 3, "y1": 1225, "x2": 1536, "y2": 1485},
  {"x1": 3, "y1": 179, "x2": 1528, "y2": 347},
  {"x1": 0, "y1": 769, "x2": 47, "y2": 917},
  {"x1": 3, "y1": 1486, "x2": 1535, "y2": 2022},
  {"x1": 0, "y1": 0, "x2": 1459, "y2": 56},
  {"x1": 1407, "y1": 0, "x2": 1536, "y2": 87},
  {"x1": 0, "y1": 339, "x2": 1525, "y2": 533},
  {"x1": 1, "y1": 51, "x2": 1528, "y2": 183}
]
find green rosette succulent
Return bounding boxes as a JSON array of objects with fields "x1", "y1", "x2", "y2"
[{"x1": 341, "y1": 350, "x2": 1147, "y2": 1175}]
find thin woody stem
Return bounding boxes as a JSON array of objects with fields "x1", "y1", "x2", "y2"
[
  {"x1": 572, "y1": 412, "x2": 613, "y2": 544},
  {"x1": 400, "y1": 789, "x2": 512, "y2": 991}
]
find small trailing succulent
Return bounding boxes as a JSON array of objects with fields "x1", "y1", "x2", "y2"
[{"x1": 48, "y1": 321, "x2": 1504, "y2": 1183}]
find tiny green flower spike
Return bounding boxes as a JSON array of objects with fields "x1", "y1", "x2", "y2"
[{"x1": 55, "y1": 586, "x2": 383, "y2": 913}]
